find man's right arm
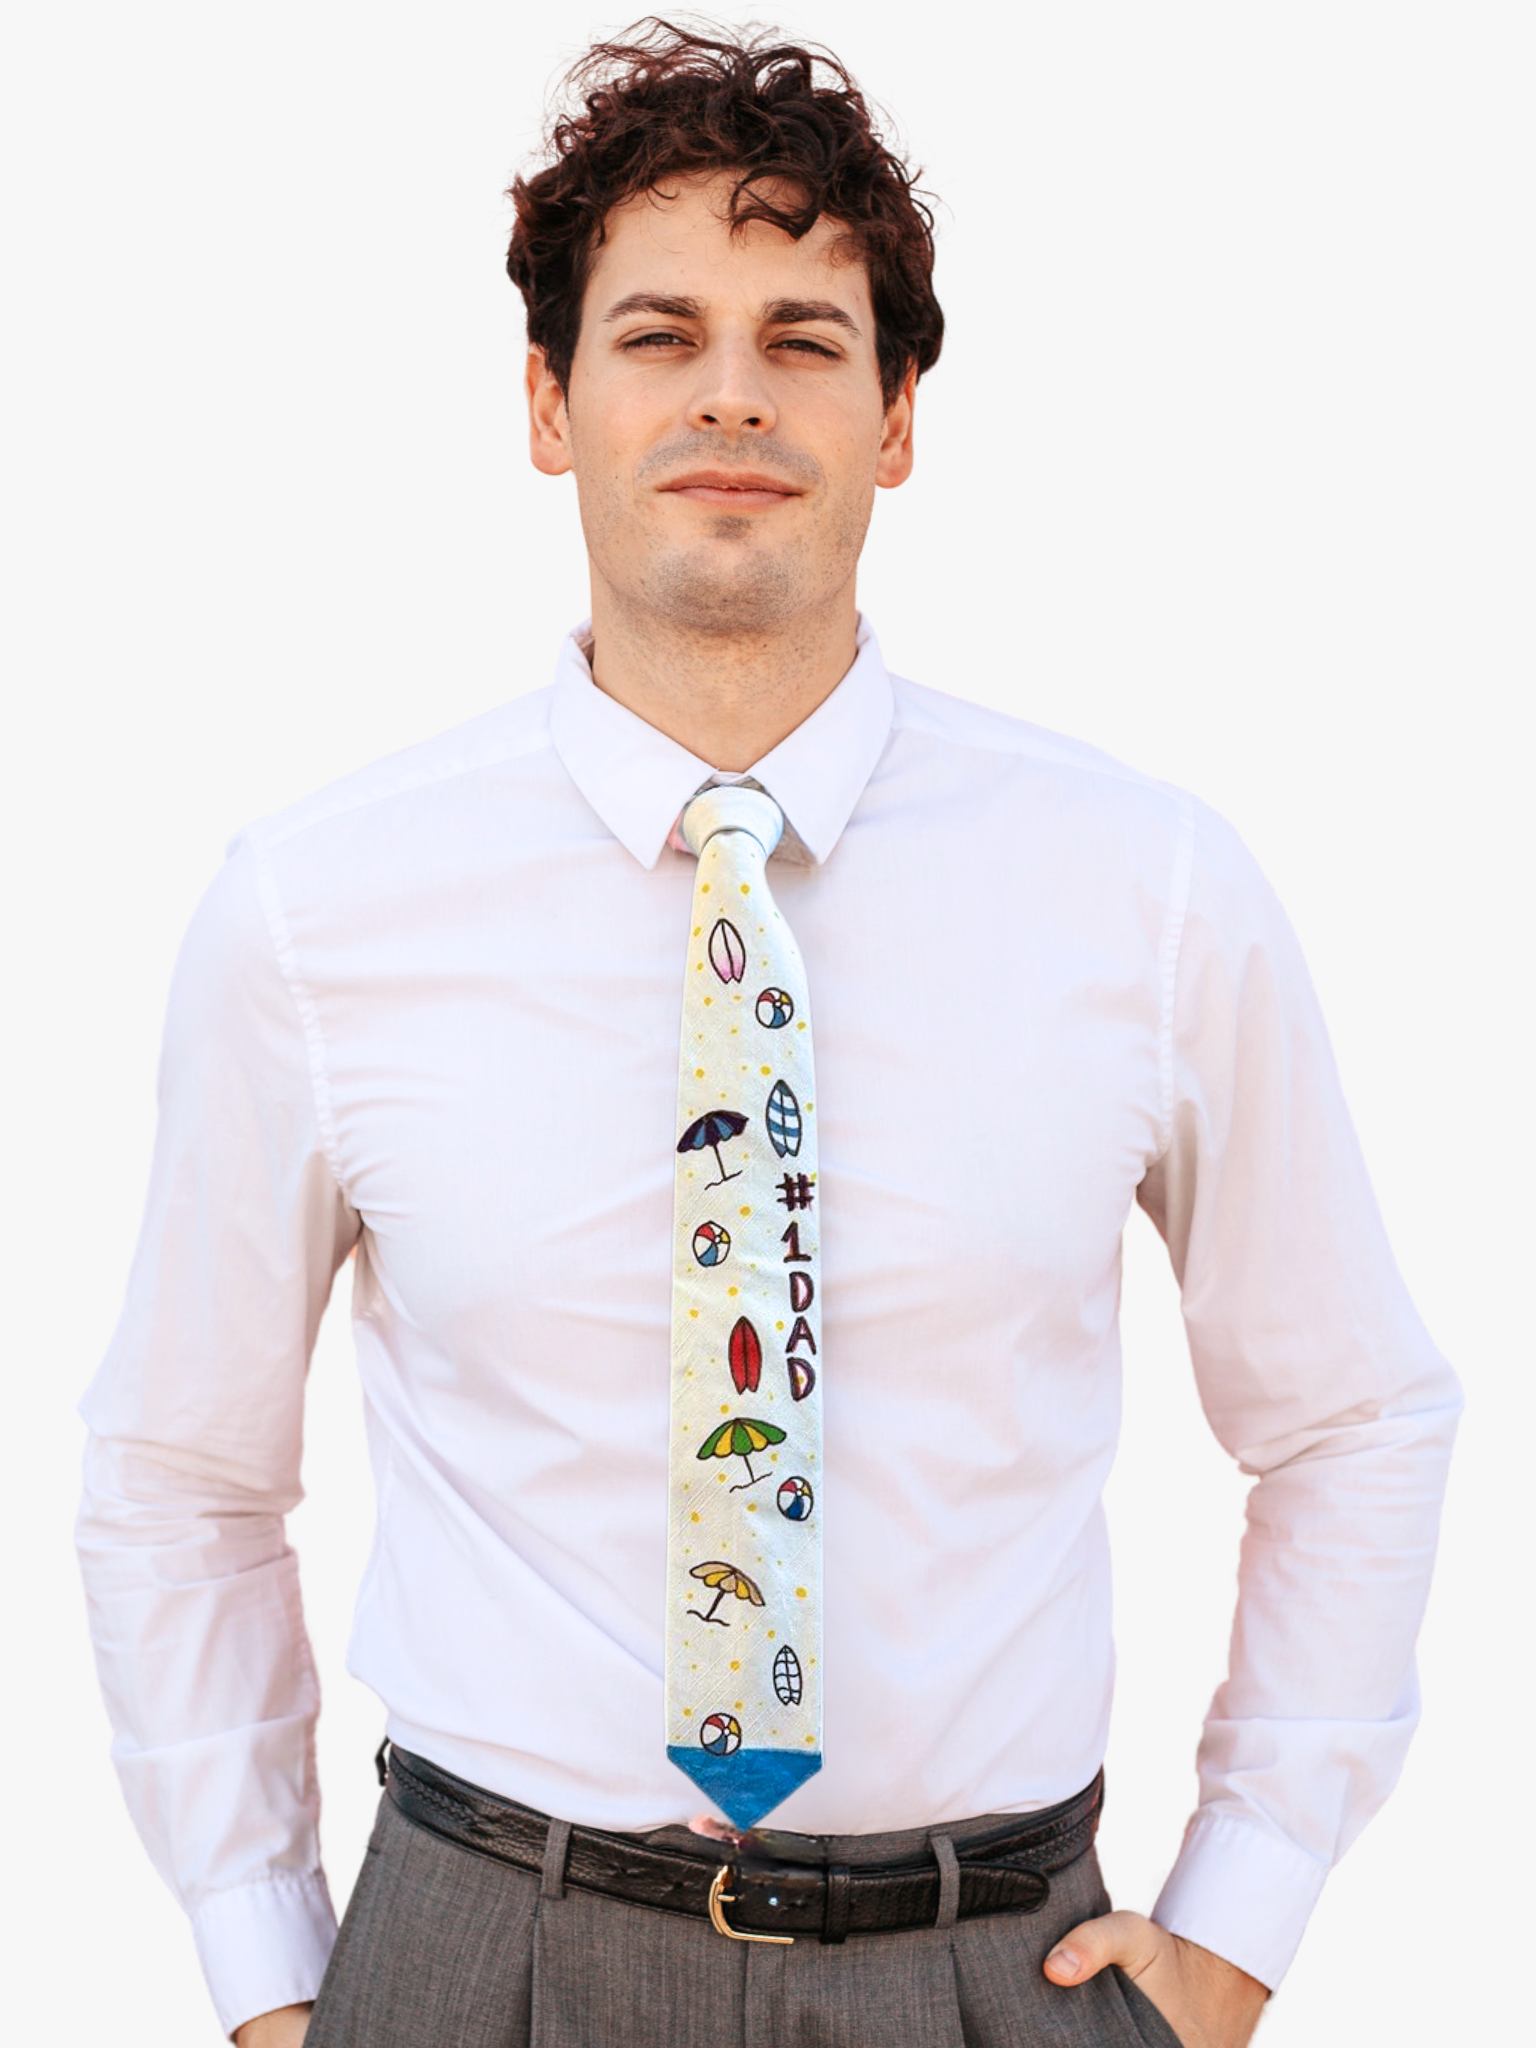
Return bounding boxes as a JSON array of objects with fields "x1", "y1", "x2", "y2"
[{"x1": 76, "y1": 837, "x2": 359, "y2": 2038}]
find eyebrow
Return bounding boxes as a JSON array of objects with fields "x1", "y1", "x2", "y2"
[
  {"x1": 601, "y1": 292, "x2": 862, "y2": 338},
  {"x1": 763, "y1": 297, "x2": 862, "y2": 338},
  {"x1": 602, "y1": 293, "x2": 705, "y2": 323}
]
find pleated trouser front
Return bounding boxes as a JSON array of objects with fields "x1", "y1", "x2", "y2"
[{"x1": 305, "y1": 1789, "x2": 1183, "y2": 2048}]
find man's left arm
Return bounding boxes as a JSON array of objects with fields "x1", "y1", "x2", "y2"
[{"x1": 1048, "y1": 796, "x2": 1462, "y2": 2043}]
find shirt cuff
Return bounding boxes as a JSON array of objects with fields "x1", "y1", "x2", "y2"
[
  {"x1": 1150, "y1": 1810, "x2": 1329, "y2": 1991},
  {"x1": 190, "y1": 1870, "x2": 339, "y2": 2039}
]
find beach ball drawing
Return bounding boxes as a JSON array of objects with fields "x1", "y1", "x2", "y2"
[
  {"x1": 755, "y1": 987, "x2": 795, "y2": 1029},
  {"x1": 700, "y1": 1711, "x2": 743, "y2": 1756},
  {"x1": 772, "y1": 1643, "x2": 803, "y2": 1705},
  {"x1": 777, "y1": 1475, "x2": 815, "y2": 1521},
  {"x1": 693, "y1": 1221, "x2": 731, "y2": 1267},
  {"x1": 765, "y1": 1079, "x2": 802, "y2": 1158}
]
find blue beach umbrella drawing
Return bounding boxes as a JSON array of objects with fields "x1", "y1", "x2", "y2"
[{"x1": 678, "y1": 1108, "x2": 750, "y2": 1188}]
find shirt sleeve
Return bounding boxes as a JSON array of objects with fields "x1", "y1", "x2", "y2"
[
  {"x1": 1135, "y1": 797, "x2": 1461, "y2": 1990},
  {"x1": 76, "y1": 835, "x2": 361, "y2": 2038}
]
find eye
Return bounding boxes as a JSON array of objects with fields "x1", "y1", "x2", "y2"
[
  {"x1": 620, "y1": 330, "x2": 693, "y2": 351},
  {"x1": 772, "y1": 337, "x2": 840, "y2": 359}
]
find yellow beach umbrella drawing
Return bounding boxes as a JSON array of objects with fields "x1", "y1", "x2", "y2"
[{"x1": 687, "y1": 1560, "x2": 766, "y2": 1627}]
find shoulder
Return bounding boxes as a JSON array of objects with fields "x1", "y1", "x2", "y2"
[
  {"x1": 235, "y1": 688, "x2": 557, "y2": 862},
  {"x1": 223, "y1": 689, "x2": 564, "y2": 931},
  {"x1": 889, "y1": 672, "x2": 1188, "y2": 805},
  {"x1": 885, "y1": 671, "x2": 1201, "y2": 846},
  {"x1": 882, "y1": 673, "x2": 1286, "y2": 929}
]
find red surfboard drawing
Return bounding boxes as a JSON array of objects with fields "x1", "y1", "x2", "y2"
[{"x1": 728, "y1": 1317, "x2": 762, "y2": 1395}]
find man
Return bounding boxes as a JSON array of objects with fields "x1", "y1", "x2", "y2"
[{"x1": 78, "y1": 23, "x2": 1459, "y2": 2048}]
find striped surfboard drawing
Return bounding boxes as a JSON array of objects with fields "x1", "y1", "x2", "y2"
[{"x1": 765, "y1": 1078, "x2": 801, "y2": 1157}]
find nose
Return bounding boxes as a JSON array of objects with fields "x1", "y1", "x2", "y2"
[{"x1": 685, "y1": 334, "x2": 777, "y2": 437}]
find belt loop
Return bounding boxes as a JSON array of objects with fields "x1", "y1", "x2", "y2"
[
  {"x1": 541, "y1": 1817, "x2": 572, "y2": 1901},
  {"x1": 930, "y1": 1833, "x2": 960, "y2": 1930},
  {"x1": 822, "y1": 1863, "x2": 852, "y2": 1944}
]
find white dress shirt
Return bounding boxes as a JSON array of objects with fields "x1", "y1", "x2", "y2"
[{"x1": 78, "y1": 619, "x2": 1459, "y2": 2034}]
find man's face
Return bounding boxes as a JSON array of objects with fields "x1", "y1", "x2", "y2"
[{"x1": 527, "y1": 172, "x2": 914, "y2": 636}]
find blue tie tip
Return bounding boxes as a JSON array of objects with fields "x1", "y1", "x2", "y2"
[{"x1": 667, "y1": 1744, "x2": 822, "y2": 1829}]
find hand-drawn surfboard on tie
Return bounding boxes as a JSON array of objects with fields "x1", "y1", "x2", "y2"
[
  {"x1": 728, "y1": 1317, "x2": 763, "y2": 1394},
  {"x1": 765, "y1": 1078, "x2": 802, "y2": 1158}
]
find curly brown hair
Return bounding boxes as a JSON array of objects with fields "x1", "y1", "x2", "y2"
[{"x1": 506, "y1": 18, "x2": 943, "y2": 406}]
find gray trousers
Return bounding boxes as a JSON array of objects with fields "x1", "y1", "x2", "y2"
[{"x1": 306, "y1": 1787, "x2": 1183, "y2": 2048}]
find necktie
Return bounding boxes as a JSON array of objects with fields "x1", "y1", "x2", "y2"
[{"x1": 666, "y1": 784, "x2": 822, "y2": 1829}]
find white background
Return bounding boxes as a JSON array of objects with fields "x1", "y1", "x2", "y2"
[{"x1": 4, "y1": 3, "x2": 1531, "y2": 2040}]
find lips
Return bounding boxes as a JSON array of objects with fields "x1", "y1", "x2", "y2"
[{"x1": 660, "y1": 470, "x2": 802, "y2": 504}]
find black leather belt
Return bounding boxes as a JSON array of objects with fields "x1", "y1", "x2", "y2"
[{"x1": 384, "y1": 1744, "x2": 1102, "y2": 1945}]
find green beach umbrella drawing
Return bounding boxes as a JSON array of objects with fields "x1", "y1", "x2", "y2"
[{"x1": 696, "y1": 1415, "x2": 787, "y2": 1490}]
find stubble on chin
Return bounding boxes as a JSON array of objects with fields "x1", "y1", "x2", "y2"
[{"x1": 640, "y1": 520, "x2": 801, "y2": 637}]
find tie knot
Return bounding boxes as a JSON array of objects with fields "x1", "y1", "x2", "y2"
[{"x1": 680, "y1": 784, "x2": 785, "y2": 861}]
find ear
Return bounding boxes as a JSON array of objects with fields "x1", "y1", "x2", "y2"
[
  {"x1": 875, "y1": 366, "x2": 917, "y2": 490},
  {"x1": 527, "y1": 346, "x2": 573, "y2": 476}
]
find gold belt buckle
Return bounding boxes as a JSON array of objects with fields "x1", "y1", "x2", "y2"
[{"x1": 708, "y1": 1864, "x2": 794, "y2": 1945}]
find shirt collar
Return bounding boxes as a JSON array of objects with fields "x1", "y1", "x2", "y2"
[{"x1": 548, "y1": 615, "x2": 894, "y2": 870}]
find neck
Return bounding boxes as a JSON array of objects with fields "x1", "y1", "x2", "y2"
[{"x1": 585, "y1": 583, "x2": 860, "y2": 772}]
